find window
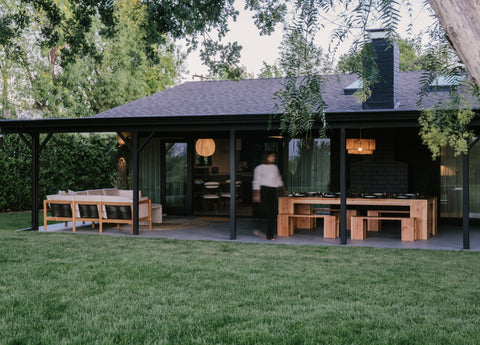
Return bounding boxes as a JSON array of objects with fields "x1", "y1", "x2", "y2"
[
  {"x1": 288, "y1": 138, "x2": 330, "y2": 193},
  {"x1": 440, "y1": 143, "x2": 480, "y2": 218}
]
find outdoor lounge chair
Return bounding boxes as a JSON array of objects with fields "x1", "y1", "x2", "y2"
[{"x1": 44, "y1": 199, "x2": 76, "y2": 231}]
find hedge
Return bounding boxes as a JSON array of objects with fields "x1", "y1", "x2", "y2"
[{"x1": 0, "y1": 133, "x2": 119, "y2": 212}]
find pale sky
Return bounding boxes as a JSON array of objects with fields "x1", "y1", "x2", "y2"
[{"x1": 181, "y1": 0, "x2": 434, "y2": 81}]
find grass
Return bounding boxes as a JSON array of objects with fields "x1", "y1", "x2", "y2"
[
  {"x1": 1, "y1": 212, "x2": 480, "y2": 344},
  {"x1": 0, "y1": 211, "x2": 45, "y2": 230}
]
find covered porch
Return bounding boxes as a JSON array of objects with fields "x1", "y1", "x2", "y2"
[
  {"x1": 38, "y1": 215, "x2": 480, "y2": 251},
  {"x1": 2, "y1": 110, "x2": 480, "y2": 249}
]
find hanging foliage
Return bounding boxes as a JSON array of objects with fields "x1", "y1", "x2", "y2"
[
  {"x1": 419, "y1": 78, "x2": 478, "y2": 159},
  {"x1": 273, "y1": 2, "x2": 328, "y2": 140},
  {"x1": 274, "y1": 74, "x2": 327, "y2": 141},
  {"x1": 417, "y1": 19, "x2": 480, "y2": 159}
]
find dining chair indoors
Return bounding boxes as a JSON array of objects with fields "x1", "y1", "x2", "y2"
[{"x1": 201, "y1": 181, "x2": 221, "y2": 211}]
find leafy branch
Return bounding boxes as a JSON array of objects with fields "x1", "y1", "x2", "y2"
[
  {"x1": 417, "y1": 19, "x2": 480, "y2": 159},
  {"x1": 274, "y1": 74, "x2": 327, "y2": 141}
]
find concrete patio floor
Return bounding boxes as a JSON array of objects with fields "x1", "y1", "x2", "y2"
[{"x1": 38, "y1": 216, "x2": 480, "y2": 251}]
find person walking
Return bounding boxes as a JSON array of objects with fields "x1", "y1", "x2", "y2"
[{"x1": 252, "y1": 151, "x2": 285, "y2": 240}]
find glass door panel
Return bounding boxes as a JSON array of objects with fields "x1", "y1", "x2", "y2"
[
  {"x1": 288, "y1": 138, "x2": 331, "y2": 194},
  {"x1": 440, "y1": 144, "x2": 480, "y2": 218},
  {"x1": 164, "y1": 142, "x2": 188, "y2": 212}
]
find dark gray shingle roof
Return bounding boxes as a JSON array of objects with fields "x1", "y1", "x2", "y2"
[{"x1": 92, "y1": 71, "x2": 437, "y2": 118}]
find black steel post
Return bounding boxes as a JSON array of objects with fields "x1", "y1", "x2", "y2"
[
  {"x1": 282, "y1": 137, "x2": 289, "y2": 191},
  {"x1": 32, "y1": 133, "x2": 40, "y2": 230},
  {"x1": 132, "y1": 131, "x2": 140, "y2": 236},
  {"x1": 229, "y1": 129, "x2": 237, "y2": 240},
  {"x1": 340, "y1": 127, "x2": 347, "y2": 245},
  {"x1": 462, "y1": 152, "x2": 470, "y2": 249}
]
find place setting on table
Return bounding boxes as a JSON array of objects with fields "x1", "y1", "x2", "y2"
[
  {"x1": 358, "y1": 193, "x2": 421, "y2": 199},
  {"x1": 287, "y1": 192, "x2": 339, "y2": 198},
  {"x1": 286, "y1": 192, "x2": 422, "y2": 199}
]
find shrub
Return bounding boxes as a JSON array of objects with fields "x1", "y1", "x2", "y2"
[{"x1": 0, "y1": 133, "x2": 118, "y2": 211}]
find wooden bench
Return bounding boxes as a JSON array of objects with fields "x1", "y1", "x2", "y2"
[
  {"x1": 351, "y1": 216, "x2": 416, "y2": 241},
  {"x1": 312, "y1": 208, "x2": 358, "y2": 230},
  {"x1": 366, "y1": 210, "x2": 409, "y2": 231},
  {"x1": 278, "y1": 214, "x2": 339, "y2": 238}
]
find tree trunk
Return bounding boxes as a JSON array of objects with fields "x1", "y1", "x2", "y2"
[
  {"x1": 49, "y1": 47, "x2": 59, "y2": 78},
  {"x1": 428, "y1": 0, "x2": 480, "y2": 85}
]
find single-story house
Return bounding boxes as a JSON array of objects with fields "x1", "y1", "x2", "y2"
[{"x1": 1, "y1": 30, "x2": 479, "y2": 248}]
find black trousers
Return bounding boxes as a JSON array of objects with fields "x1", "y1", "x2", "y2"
[{"x1": 260, "y1": 186, "x2": 279, "y2": 238}]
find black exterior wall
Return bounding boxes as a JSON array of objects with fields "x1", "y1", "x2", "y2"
[{"x1": 330, "y1": 127, "x2": 440, "y2": 198}]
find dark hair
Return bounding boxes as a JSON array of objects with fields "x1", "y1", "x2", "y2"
[{"x1": 261, "y1": 151, "x2": 275, "y2": 164}]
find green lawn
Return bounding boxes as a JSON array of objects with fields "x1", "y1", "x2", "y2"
[
  {"x1": 0, "y1": 211, "x2": 44, "y2": 230},
  {"x1": 1, "y1": 212, "x2": 480, "y2": 344}
]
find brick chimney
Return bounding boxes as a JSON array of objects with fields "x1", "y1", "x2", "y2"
[{"x1": 362, "y1": 29, "x2": 399, "y2": 110}]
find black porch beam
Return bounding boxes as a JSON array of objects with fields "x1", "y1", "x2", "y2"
[
  {"x1": 0, "y1": 109, "x2": 429, "y2": 135},
  {"x1": 139, "y1": 132, "x2": 155, "y2": 152},
  {"x1": 128, "y1": 131, "x2": 155, "y2": 236},
  {"x1": 470, "y1": 137, "x2": 480, "y2": 150},
  {"x1": 132, "y1": 131, "x2": 140, "y2": 235},
  {"x1": 340, "y1": 127, "x2": 347, "y2": 245},
  {"x1": 461, "y1": 138, "x2": 480, "y2": 249},
  {"x1": 229, "y1": 129, "x2": 237, "y2": 240},
  {"x1": 39, "y1": 133, "x2": 54, "y2": 153},
  {"x1": 31, "y1": 133, "x2": 40, "y2": 230},
  {"x1": 463, "y1": 152, "x2": 470, "y2": 249},
  {"x1": 16, "y1": 132, "x2": 53, "y2": 231},
  {"x1": 19, "y1": 133, "x2": 32, "y2": 148}
]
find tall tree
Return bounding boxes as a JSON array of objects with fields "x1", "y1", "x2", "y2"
[
  {"x1": 0, "y1": 0, "x2": 186, "y2": 118},
  {"x1": 337, "y1": 36, "x2": 429, "y2": 74},
  {"x1": 274, "y1": 2, "x2": 328, "y2": 141},
  {"x1": 0, "y1": 0, "x2": 286, "y2": 118},
  {"x1": 428, "y1": 0, "x2": 480, "y2": 86},
  {"x1": 258, "y1": 62, "x2": 282, "y2": 79},
  {"x1": 278, "y1": 15, "x2": 333, "y2": 76},
  {"x1": 0, "y1": 1, "x2": 31, "y2": 119}
]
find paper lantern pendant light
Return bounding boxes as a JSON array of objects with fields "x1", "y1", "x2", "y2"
[
  {"x1": 196, "y1": 138, "x2": 216, "y2": 157},
  {"x1": 346, "y1": 130, "x2": 375, "y2": 155}
]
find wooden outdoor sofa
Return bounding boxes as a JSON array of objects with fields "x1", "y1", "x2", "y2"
[{"x1": 43, "y1": 189, "x2": 152, "y2": 233}]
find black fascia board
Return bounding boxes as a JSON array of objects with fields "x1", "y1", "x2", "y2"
[
  {"x1": 0, "y1": 114, "x2": 273, "y2": 134},
  {"x1": 4, "y1": 108, "x2": 479, "y2": 135},
  {"x1": 325, "y1": 109, "x2": 421, "y2": 129}
]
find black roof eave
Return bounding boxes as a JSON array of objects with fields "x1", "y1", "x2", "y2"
[{"x1": 2, "y1": 109, "x2": 478, "y2": 135}]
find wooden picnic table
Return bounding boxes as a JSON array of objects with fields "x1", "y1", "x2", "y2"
[{"x1": 278, "y1": 196, "x2": 437, "y2": 240}]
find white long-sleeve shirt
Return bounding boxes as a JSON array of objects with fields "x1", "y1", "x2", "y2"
[{"x1": 252, "y1": 164, "x2": 283, "y2": 190}]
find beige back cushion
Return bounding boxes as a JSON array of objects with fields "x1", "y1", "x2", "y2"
[
  {"x1": 46, "y1": 195, "x2": 73, "y2": 201},
  {"x1": 103, "y1": 188, "x2": 120, "y2": 196},
  {"x1": 86, "y1": 189, "x2": 104, "y2": 195},
  {"x1": 117, "y1": 190, "x2": 143, "y2": 198}
]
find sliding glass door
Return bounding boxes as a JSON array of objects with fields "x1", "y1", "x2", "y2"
[
  {"x1": 440, "y1": 144, "x2": 480, "y2": 218},
  {"x1": 163, "y1": 141, "x2": 191, "y2": 214}
]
